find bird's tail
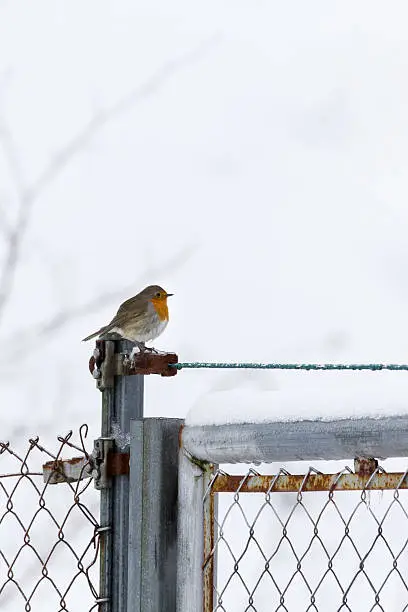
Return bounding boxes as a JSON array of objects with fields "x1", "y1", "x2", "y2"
[{"x1": 82, "y1": 326, "x2": 107, "y2": 342}]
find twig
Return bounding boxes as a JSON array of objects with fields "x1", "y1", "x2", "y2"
[
  {"x1": 0, "y1": 34, "x2": 219, "y2": 326},
  {"x1": 0, "y1": 242, "x2": 196, "y2": 365}
]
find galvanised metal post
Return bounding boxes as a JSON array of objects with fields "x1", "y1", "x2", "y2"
[
  {"x1": 99, "y1": 339, "x2": 144, "y2": 612},
  {"x1": 127, "y1": 418, "x2": 183, "y2": 611},
  {"x1": 176, "y1": 451, "x2": 216, "y2": 612}
]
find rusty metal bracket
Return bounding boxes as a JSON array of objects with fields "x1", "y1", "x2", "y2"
[
  {"x1": 42, "y1": 443, "x2": 129, "y2": 489},
  {"x1": 93, "y1": 438, "x2": 130, "y2": 489},
  {"x1": 116, "y1": 351, "x2": 178, "y2": 377},
  {"x1": 88, "y1": 340, "x2": 178, "y2": 390},
  {"x1": 88, "y1": 339, "x2": 106, "y2": 378},
  {"x1": 43, "y1": 456, "x2": 93, "y2": 485}
]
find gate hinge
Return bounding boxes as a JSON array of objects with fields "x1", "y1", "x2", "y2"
[
  {"x1": 92, "y1": 437, "x2": 115, "y2": 490},
  {"x1": 42, "y1": 437, "x2": 130, "y2": 489},
  {"x1": 92, "y1": 438, "x2": 130, "y2": 489}
]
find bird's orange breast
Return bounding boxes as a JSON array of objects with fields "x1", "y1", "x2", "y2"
[{"x1": 151, "y1": 298, "x2": 169, "y2": 321}]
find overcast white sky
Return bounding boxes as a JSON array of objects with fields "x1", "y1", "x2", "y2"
[{"x1": 2, "y1": 2, "x2": 408, "y2": 443}]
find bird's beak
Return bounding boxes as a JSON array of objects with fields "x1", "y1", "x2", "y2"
[{"x1": 166, "y1": 293, "x2": 174, "y2": 297}]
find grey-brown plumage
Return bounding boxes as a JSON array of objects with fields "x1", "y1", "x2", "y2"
[{"x1": 82, "y1": 285, "x2": 173, "y2": 345}]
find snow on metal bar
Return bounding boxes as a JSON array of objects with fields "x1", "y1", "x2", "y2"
[{"x1": 182, "y1": 417, "x2": 408, "y2": 463}]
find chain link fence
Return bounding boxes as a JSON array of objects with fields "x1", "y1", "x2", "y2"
[
  {"x1": 204, "y1": 464, "x2": 408, "y2": 612},
  {"x1": 4, "y1": 366, "x2": 408, "y2": 612},
  {"x1": 0, "y1": 426, "x2": 100, "y2": 612}
]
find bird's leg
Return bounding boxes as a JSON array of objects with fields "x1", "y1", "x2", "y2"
[
  {"x1": 133, "y1": 340, "x2": 159, "y2": 354},
  {"x1": 143, "y1": 345, "x2": 159, "y2": 354},
  {"x1": 128, "y1": 343, "x2": 141, "y2": 367},
  {"x1": 129, "y1": 343, "x2": 160, "y2": 367}
]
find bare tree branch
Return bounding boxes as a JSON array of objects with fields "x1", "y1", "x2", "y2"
[
  {"x1": 0, "y1": 33, "x2": 220, "y2": 327},
  {"x1": 0, "y1": 242, "x2": 197, "y2": 367},
  {"x1": 27, "y1": 33, "x2": 220, "y2": 205},
  {"x1": 0, "y1": 197, "x2": 12, "y2": 239}
]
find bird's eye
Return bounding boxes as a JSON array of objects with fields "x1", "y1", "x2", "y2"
[{"x1": 155, "y1": 291, "x2": 161, "y2": 298}]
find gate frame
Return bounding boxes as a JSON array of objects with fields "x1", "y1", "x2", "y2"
[{"x1": 177, "y1": 414, "x2": 408, "y2": 611}]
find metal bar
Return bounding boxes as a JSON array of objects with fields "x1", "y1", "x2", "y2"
[
  {"x1": 127, "y1": 418, "x2": 183, "y2": 611},
  {"x1": 99, "y1": 341, "x2": 115, "y2": 612},
  {"x1": 42, "y1": 456, "x2": 91, "y2": 484},
  {"x1": 136, "y1": 418, "x2": 183, "y2": 611},
  {"x1": 99, "y1": 340, "x2": 144, "y2": 612},
  {"x1": 128, "y1": 418, "x2": 183, "y2": 612},
  {"x1": 210, "y1": 471, "x2": 408, "y2": 494},
  {"x1": 203, "y1": 470, "x2": 217, "y2": 612},
  {"x1": 177, "y1": 450, "x2": 208, "y2": 612},
  {"x1": 90, "y1": 348, "x2": 178, "y2": 378},
  {"x1": 115, "y1": 351, "x2": 179, "y2": 376},
  {"x1": 182, "y1": 416, "x2": 408, "y2": 463},
  {"x1": 127, "y1": 419, "x2": 143, "y2": 612}
]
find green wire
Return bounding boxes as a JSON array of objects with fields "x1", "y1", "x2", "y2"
[{"x1": 170, "y1": 362, "x2": 408, "y2": 371}]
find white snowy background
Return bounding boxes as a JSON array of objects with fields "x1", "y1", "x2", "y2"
[{"x1": 2, "y1": 1, "x2": 408, "y2": 610}]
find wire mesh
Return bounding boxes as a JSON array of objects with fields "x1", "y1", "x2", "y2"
[
  {"x1": 204, "y1": 464, "x2": 408, "y2": 612},
  {"x1": 0, "y1": 425, "x2": 100, "y2": 612}
]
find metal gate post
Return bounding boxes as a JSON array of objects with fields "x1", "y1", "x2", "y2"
[
  {"x1": 176, "y1": 449, "x2": 216, "y2": 612},
  {"x1": 127, "y1": 417, "x2": 183, "y2": 611},
  {"x1": 99, "y1": 339, "x2": 144, "y2": 612}
]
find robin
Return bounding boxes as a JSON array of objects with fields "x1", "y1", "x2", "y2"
[{"x1": 82, "y1": 285, "x2": 173, "y2": 352}]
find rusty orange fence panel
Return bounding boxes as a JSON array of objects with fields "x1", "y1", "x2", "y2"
[{"x1": 201, "y1": 462, "x2": 408, "y2": 612}]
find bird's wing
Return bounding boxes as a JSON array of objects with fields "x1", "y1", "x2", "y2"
[
  {"x1": 116, "y1": 294, "x2": 140, "y2": 315},
  {"x1": 108, "y1": 294, "x2": 146, "y2": 327}
]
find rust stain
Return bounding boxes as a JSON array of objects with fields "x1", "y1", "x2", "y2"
[
  {"x1": 89, "y1": 355, "x2": 96, "y2": 375},
  {"x1": 43, "y1": 456, "x2": 84, "y2": 470},
  {"x1": 43, "y1": 457, "x2": 90, "y2": 484},
  {"x1": 211, "y1": 472, "x2": 408, "y2": 494},
  {"x1": 178, "y1": 423, "x2": 185, "y2": 449},
  {"x1": 91, "y1": 344, "x2": 178, "y2": 377},
  {"x1": 354, "y1": 457, "x2": 379, "y2": 476},
  {"x1": 123, "y1": 351, "x2": 179, "y2": 377},
  {"x1": 106, "y1": 451, "x2": 129, "y2": 477},
  {"x1": 203, "y1": 483, "x2": 215, "y2": 612},
  {"x1": 67, "y1": 456, "x2": 84, "y2": 465},
  {"x1": 89, "y1": 339, "x2": 106, "y2": 377}
]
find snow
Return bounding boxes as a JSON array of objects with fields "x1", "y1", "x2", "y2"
[{"x1": 186, "y1": 373, "x2": 408, "y2": 426}]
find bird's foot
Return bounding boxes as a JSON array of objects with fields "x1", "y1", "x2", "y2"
[
  {"x1": 127, "y1": 343, "x2": 156, "y2": 366},
  {"x1": 126, "y1": 342, "x2": 146, "y2": 356},
  {"x1": 125, "y1": 344, "x2": 162, "y2": 368},
  {"x1": 142, "y1": 346, "x2": 159, "y2": 354},
  {"x1": 134, "y1": 341, "x2": 160, "y2": 354}
]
